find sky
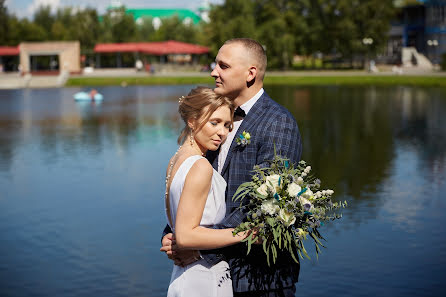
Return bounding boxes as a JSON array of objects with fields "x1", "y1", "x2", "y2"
[{"x1": 5, "y1": 0, "x2": 223, "y2": 19}]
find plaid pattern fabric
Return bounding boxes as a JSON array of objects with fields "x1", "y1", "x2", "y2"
[{"x1": 202, "y1": 92, "x2": 303, "y2": 292}]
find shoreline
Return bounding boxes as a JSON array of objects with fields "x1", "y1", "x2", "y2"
[
  {"x1": 66, "y1": 74, "x2": 446, "y2": 88},
  {"x1": 1, "y1": 69, "x2": 446, "y2": 89}
]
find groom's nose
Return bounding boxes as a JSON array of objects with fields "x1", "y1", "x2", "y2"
[{"x1": 211, "y1": 66, "x2": 218, "y2": 78}]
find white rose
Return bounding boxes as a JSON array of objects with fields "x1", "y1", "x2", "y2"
[
  {"x1": 278, "y1": 208, "x2": 296, "y2": 227},
  {"x1": 327, "y1": 189, "x2": 334, "y2": 195},
  {"x1": 301, "y1": 172, "x2": 307, "y2": 177},
  {"x1": 287, "y1": 183, "x2": 302, "y2": 197},
  {"x1": 257, "y1": 183, "x2": 269, "y2": 196},
  {"x1": 296, "y1": 176, "x2": 304, "y2": 185},
  {"x1": 302, "y1": 189, "x2": 314, "y2": 200},
  {"x1": 304, "y1": 166, "x2": 311, "y2": 174},
  {"x1": 266, "y1": 174, "x2": 281, "y2": 192},
  {"x1": 261, "y1": 199, "x2": 280, "y2": 216}
]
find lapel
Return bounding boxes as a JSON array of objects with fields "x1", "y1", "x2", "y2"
[{"x1": 220, "y1": 93, "x2": 269, "y2": 176}]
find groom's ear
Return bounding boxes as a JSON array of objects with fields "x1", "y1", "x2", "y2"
[{"x1": 246, "y1": 66, "x2": 257, "y2": 84}]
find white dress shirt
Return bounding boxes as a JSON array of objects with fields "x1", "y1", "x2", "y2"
[{"x1": 218, "y1": 88, "x2": 264, "y2": 174}]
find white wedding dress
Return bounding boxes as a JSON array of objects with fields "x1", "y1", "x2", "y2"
[{"x1": 166, "y1": 155, "x2": 233, "y2": 297}]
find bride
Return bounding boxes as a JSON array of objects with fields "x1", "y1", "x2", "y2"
[{"x1": 164, "y1": 87, "x2": 247, "y2": 297}]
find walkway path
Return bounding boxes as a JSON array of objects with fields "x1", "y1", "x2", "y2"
[{"x1": 1, "y1": 67, "x2": 445, "y2": 89}]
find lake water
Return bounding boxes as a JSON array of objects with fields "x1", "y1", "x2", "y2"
[{"x1": 0, "y1": 85, "x2": 445, "y2": 297}]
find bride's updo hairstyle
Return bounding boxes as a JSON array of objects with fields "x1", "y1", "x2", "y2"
[{"x1": 178, "y1": 86, "x2": 234, "y2": 145}]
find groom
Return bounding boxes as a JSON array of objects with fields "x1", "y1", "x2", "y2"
[{"x1": 161, "y1": 38, "x2": 302, "y2": 296}]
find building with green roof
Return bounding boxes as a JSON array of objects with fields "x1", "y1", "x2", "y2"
[
  {"x1": 126, "y1": 8, "x2": 202, "y2": 25},
  {"x1": 106, "y1": 1, "x2": 209, "y2": 29}
]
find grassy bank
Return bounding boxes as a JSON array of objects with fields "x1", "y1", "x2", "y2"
[
  {"x1": 265, "y1": 76, "x2": 446, "y2": 87},
  {"x1": 66, "y1": 76, "x2": 214, "y2": 87},
  {"x1": 66, "y1": 75, "x2": 446, "y2": 87}
]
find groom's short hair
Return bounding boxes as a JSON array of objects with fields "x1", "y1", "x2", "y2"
[{"x1": 224, "y1": 38, "x2": 267, "y2": 81}]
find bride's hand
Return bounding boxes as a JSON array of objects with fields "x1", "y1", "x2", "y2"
[{"x1": 240, "y1": 227, "x2": 262, "y2": 244}]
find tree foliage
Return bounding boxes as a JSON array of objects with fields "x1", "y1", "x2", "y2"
[
  {"x1": 204, "y1": 0, "x2": 257, "y2": 55},
  {"x1": 0, "y1": 1, "x2": 397, "y2": 69},
  {"x1": 203, "y1": 0, "x2": 395, "y2": 69},
  {"x1": 0, "y1": 0, "x2": 9, "y2": 45}
]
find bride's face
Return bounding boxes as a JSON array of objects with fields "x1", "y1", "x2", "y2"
[{"x1": 193, "y1": 105, "x2": 232, "y2": 151}]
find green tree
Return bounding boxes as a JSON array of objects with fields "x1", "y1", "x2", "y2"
[
  {"x1": 205, "y1": 0, "x2": 310, "y2": 69},
  {"x1": 205, "y1": 0, "x2": 396, "y2": 69},
  {"x1": 111, "y1": 7, "x2": 137, "y2": 42},
  {"x1": 99, "y1": 6, "x2": 137, "y2": 43},
  {"x1": 33, "y1": 5, "x2": 54, "y2": 40},
  {"x1": 51, "y1": 21, "x2": 69, "y2": 40},
  {"x1": 255, "y1": 0, "x2": 308, "y2": 69},
  {"x1": 204, "y1": 0, "x2": 257, "y2": 55},
  {"x1": 17, "y1": 19, "x2": 47, "y2": 42},
  {"x1": 151, "y1": 16, "x2": 200, "y2": 43},
  {"x1": 352, "y1": 0, "x2": 395, "y2": 60},
  {"x1": 0, "y1": 0, "x2": 9, "y2": 45},
  {"x1": 303, "y1": 0, "x2": 395, "y2": 65},
  {"x1": 134, "y1": 17, "x2": 156, "y2": 41},
  {"x1": 51, "y1": 7, "x2": 75, "y2": 41},
  {"x1": 70, "y1": 8, "x2": 101, "y2": 50}
]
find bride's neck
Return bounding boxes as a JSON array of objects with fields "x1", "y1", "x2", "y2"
[{"x1": 182, "y1": 142, "x2": 206, "y2": 157}]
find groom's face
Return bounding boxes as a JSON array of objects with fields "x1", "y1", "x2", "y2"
[{"x1": 211, "y1": 43, "x2": 250, "y2": 99}]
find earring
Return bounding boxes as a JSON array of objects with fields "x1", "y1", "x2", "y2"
[{"x1": 190, "y1": 130, "x2": 194, "y2": 146}]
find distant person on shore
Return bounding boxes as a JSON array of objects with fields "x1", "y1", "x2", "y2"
[
  {"x1": 135, "y1": 60, "x2": 143, "y2": 72},
  {"x1": 200, "y1": 64, "x2": 210, "y2": 72}
]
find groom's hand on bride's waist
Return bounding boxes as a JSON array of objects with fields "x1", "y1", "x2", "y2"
[
  {"x1": 172, "y1": 249, "x2": 201, "y2": 267},
  {"x1": 160, "y1": 233, "x2": 200, "y2": 267},
  {"x1": 160, "y1": 233, "x2": 174, "y2": 259}
]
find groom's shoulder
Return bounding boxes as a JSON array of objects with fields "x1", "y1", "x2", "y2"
[{"x1": 261, "y1": 92, "x2": 296, "y2": 122}]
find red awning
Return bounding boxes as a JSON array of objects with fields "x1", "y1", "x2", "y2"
[
  {"x1": 93, "y1": 43, "x2": 141, "y2": 53},
  {"x1": 0, "y1": 46, "x2": 20, "y2": 56},
  {"x1": 94, "y1": 40, "x2": 209, "y2": 55}
]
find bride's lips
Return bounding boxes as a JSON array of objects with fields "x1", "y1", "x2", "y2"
[{"x1": 213, "y1": 139, "x2": 222, "y2": 146}]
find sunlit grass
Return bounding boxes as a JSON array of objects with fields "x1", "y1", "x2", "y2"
[
  {"x1": 66, "y1": 75, "x2": 446, "y2": 87},
  {"x1": 264, "y1": 76, "x2": 446, "y2": 87},
  {"x1": 65, "y1": 76, "x2": 214, "y2": 87}
]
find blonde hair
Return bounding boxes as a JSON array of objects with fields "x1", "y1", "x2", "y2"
[
  {"x1": 224, "y1": 38, "x2": 267, "y2": 80},
  {"x1": 178, "y1": 87, "x2": 234, "y2": 145}
]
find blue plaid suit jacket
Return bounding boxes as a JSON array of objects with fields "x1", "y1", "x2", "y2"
[
  {"x1": 163, "y1": 91, "x2": 302, "y2": 292},
  {"x1": 203, "y1": 91, "x2": 302, "y2": 292}
]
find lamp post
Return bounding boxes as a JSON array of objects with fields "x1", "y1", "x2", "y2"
[
  {"x1": 362, "y1": 37, "x2": 374, "y2": 71},
  {"x1": 427, "y1": 39, "x2": 438, "y2": 64}
]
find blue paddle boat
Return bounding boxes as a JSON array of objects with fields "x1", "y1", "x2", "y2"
[{"x1": 74, "y1": 91, "x2": 103, "y2": 101}]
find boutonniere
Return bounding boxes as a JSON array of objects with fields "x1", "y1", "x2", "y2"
[{"x1": 236, "y1": 131, "x2": 251, "y2": 147}]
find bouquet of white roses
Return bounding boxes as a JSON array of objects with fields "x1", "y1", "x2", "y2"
[{"x1": 233, "y1": 152, "x2": 347, "y2": 266}]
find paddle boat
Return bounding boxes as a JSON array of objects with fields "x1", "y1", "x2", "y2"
[{"x1": 73, "y1": 91, "x2": 103, "y2": 101}]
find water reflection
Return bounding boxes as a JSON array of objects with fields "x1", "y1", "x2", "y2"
[
  {"x1": 0, "y1": 86, "x2": 189, "y2": 172},
  {"x1": 0, "y1": 85, "x2": 445, "y2": 297},
  {"x1": 267, "y1": 86, "x2": 446, "y2": 220}
]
